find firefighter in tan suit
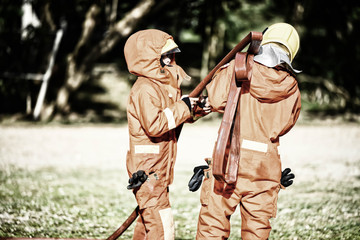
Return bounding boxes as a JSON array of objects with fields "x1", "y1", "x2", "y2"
[
  {"x1": 124, "y1": 29, "x2": 198, "y2": 240},
  {"x1": 196, "y1": 23, "x2": 302, "y2": 240}
]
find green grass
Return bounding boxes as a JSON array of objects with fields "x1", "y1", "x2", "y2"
[
  {"x1": 1, "y1": 166, "x2": 359, "y2": 240},
  {"x1": 1, "y1": 124, "x2": 360, "y2": 239},
  {"x1": 270, "y1": 180, "x2": 360, "y2": 240},
  {"x1": 0, "y1": 165, "x2": 135, "y2": 239}
]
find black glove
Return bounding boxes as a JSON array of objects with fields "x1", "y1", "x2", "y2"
[
  {"x1": 197, "y1": 96, "x2": 208, "y2": 109},
  {"x1": 127, "y1": 170, "x2": 148, "y2": 190},
  {"x1": 281, "y1": 168, "x2": 295, "y2": 187},
  {"x1": 181, "y1": 96, "x2": 192, "y2": 112},
  {"x1": 188, "y1": 165, "x2": 209, "y2": 192}
]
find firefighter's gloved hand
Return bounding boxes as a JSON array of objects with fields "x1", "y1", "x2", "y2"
[
  {"x1": 193, "y1": 96, "x2": 211, "y2": 117},
  {"x1": 127, "y1": 170, "x2": 148, "y2": 190},
  {"x1": 281, "y1": 168, "x2": 295, "y2": 187},
  {"x1": 181, "y1": 95, "x2": 199, "y2": 112},
  {"x1": 188, "y1": 165, "x2": 209, "y2": 192}
]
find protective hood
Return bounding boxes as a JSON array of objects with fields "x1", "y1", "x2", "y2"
[
  {"x1": 250, "y1": 62, "x2": 299, "y2": 103},
  {"x1": 254, "y1": 44, "x2": 301, "y2": 74},
  {"x1": 124, "y1": 29, "x2": 190, "y2": 87}
]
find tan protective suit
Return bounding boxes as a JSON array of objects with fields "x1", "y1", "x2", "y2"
[
  {"x1": 197, "y1": 60, "x2": 301, "y2": 240},
  {"x1": 124, "y1": 29, "x2": 191, "y2": 240}
]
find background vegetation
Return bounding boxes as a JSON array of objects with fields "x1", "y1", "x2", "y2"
[{"x1": 1, "y1": 0, "x2": 359, "y2": 123}]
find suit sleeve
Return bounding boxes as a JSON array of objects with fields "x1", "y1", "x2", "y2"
[
  {"x1": 278, "y1": 88, "x2": 301, "y2": 137},
  {"x1": 263, "y1": 87, "x2": 301, "y2": 141},
  {"x1": 131, "y1": 85, "x2": 190, "y2": 137},
  {"x1": 206, "y1": 60, "x2": 235, "y2": 113}
]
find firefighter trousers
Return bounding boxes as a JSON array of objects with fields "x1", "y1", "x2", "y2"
[
  {"x1": 132, "y1": 174, "x2": 175, "y2": 240},
  {"x1": 196, "y1": 167, "x2": 280, "y2": 240}
]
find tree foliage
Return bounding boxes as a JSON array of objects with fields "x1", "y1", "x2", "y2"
[{"x1": 0, "y1": 0, "x2": 359, "y2": 122}]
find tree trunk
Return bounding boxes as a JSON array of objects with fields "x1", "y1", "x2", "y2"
[
  {"x1": 46, "y1": 0, "x2": 155, "y2": 120},
  {"x1": 200, "y1": 0, "x2": 225, "y2": 81}
]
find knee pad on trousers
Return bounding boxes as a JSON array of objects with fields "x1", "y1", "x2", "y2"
[{"x1": 159, "y1": 208, "x2": 175, "y2": 240}]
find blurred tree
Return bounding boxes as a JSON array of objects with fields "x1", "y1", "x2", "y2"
[
  {"x1": 54, "y1": 0, "x2": 156, "y2": 116},
  {"x1": 270, "y1": 0, "x2": 360, "y2": 113},
  {"x1": 1, "y1": 0, "x2": 158, "y2": 120},
  {"x1": 0, "y1": 0, "x2": 359, "y2": 122}
]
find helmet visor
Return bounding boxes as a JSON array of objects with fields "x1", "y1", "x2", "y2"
[
  {"x1": 162, "y1": 47, "x2": 181, "y2": 55},
  {"x1": 161, "y1": 38, "x2": 181, "y2": 55}
]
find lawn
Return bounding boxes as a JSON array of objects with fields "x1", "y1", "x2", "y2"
[{"x1": 0, "y1": 123, "x2": 359, "y2": 239}]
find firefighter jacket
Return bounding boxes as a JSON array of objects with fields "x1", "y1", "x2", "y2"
[
  {"x1": 207, "y1": 60, "x2": 301, "y2": 184},
  {"x1": 124, "y1": 30, "x2": 191, "y2": 208}
]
